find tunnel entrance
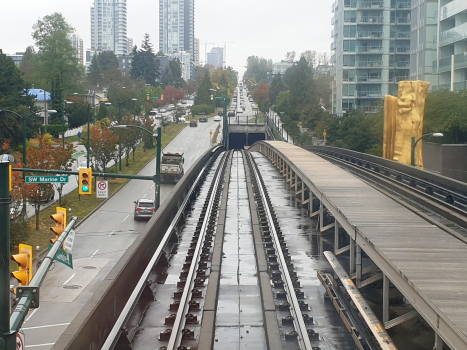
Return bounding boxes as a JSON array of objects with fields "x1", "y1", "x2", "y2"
[{"x1": 228, "y1": 133, "x2": 266, "y2": 149}]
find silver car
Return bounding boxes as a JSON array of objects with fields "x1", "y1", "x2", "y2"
[{"x1": 134, "y1": 199, "x2": 156, "y2": 220}]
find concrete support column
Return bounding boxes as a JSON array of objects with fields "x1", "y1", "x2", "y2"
[
  {"x1": 356, "y1": 244, "x2": 362, "y2": 288},
  {"x1": 334, "y1": 220, "x2": 339, "y2": 253},
  {"x1": 301, "y1": 183, "x2": 305, "y2": 214},
  {"x1": 383, "y1": 274, "x2": 389, "y2": 325},
  {"x1": 350, "y1": 238, "x2": 355, "y2": 275},
  {"x1": 319, "y1": 201, "x2": 324, "y2": 232}
]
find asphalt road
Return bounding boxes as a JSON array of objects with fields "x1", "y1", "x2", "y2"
[{"x1": 21, "y1": 112, "x2": 223, "y2": 349}]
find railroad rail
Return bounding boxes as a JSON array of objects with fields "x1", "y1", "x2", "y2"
[{"x1": 306, "y1": 145, "x2": 467, "y2": 242}]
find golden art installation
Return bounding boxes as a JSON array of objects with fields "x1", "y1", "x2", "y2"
[{"x1": 383, "y1": 80, "x2": 430, "y2": 168}]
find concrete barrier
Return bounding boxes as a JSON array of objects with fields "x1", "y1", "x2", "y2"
[{"x1": 53, "y1": 145, "x2": 224, "y2": 350}]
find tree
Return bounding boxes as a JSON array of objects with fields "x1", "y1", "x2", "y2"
[
  {"x1": 87, "y1": 55, "x2": 102, "y2": 86},
  {"x1": 118, "y1": 117, "x2": 140, "y2": 166},
  {"x1": 23, "y1": 134, "x2": 74, "y2": 229},
  {"x1": 98, "y1": 51, "x2": 119, "y2": 72},
  {"x1": 89, "y1": 126, "x2": 119, "y2": 172},
  {"x1": 163, "y1": 85, "x2": 184, "y2": 104},
  {"x1": 19, "y1": 46, "x2": 36, "y2": 81},
  {"x1": 285, "y1": 51, "x2": 296, "y2": 61},
  {"x1": 130, "y1": 34, "x2": 159, "y2": 85},
  {"x1": 300, "y1": 50, "x2": 317, "y2": 68},
  {"x1": 269, "y1": 74, "x2": 287, "y2": 105},
  {"x1": 252, "y1": 83, "x2": 270, "y2": 113},
  {"x1": 0, "y1": 50, "x2": 37, "y2": 148},
  {"x1": 160, "y1": 65, "x2": 174, "y2": 87},
  {"x1": 194, "y1": 71, "x2": 213, "y2": 106},
  {"x1": 32, "y1": 13, "x2": 83, "y2": 96}
]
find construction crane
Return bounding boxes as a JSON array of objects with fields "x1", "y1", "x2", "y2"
[{"x1": 223, "y1": 42, "x2": 234, "y2": 67}]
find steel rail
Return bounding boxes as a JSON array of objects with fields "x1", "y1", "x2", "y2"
[
  {"x1": 310, "y1": 148, "x2": 467, "y2": 211},
  {"x1": 246, "y1": 152, "x2": 313, "y2": 350},
  {"x1": 101, "y1": 150, "x2": 222, "y2": 350},
  {"x1": 317, "y1": 152, "x2": 467, "y2": 242},
  {"x1": 166, "y1": 151, "x2": 230, "y2": 350}
]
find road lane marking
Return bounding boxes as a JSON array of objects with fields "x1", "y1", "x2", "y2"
[
  {"x1": 89, "y1": 249, "x2": 99, "y2": 259},
  {"x1": 143, "y1": 193, "x2": 147, "y2": 198},
  {"x1": 62, "y1": 273, "x2": 76, "y2": 286},
  {"x1": 24, "y1": 307, "x2": 39, "y2": 322},
  {"x1": 151, "y1": 184, "x2": 155, "y2": 188},
  {"x1": 109, "y1": 230, "x2": 115, "y2": 237},
  {"x1": 122, "y1": 214, "x2": 129, "y2": 222},
  {"x1": 25, "y1": 343, "x2": 56, "y2": 348},
  {"x1": 23, "y1": 323, "x2": 70, "y2": 330}
]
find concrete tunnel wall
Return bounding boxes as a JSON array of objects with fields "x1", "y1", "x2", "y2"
[
  {"x1": 229, "y1": 132, "x2": 266, "y2": 149},
  {"x1": 53, "y1": 146, "x2": 224, "y2": 350}
]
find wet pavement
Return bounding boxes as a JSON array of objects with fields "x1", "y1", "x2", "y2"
[
  {"x1": 251, "y1": 151, "x2": 357, "y2": 349},
  {"x1": 214, "y1": 151, "x2": 267, "y2": 349}
]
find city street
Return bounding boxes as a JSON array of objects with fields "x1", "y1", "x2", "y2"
[{"x1": 21, "y1": 113, "x2": 222, "y2": 349}]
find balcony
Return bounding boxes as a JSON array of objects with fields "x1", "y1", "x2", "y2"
[
  {"x1": 356, "y1": 91, "x2": 382, "y2": 98},
  {"x1": 439, "y1": 22, "x2": 467, "y2": 47},
  {"x1": 358, "y1": 31, "x2": 383, "y2": 38},
  {"x1": 394, "y1": 61, "x2": 410, "y2": 68},
  {"x1": 357, "y1": 0, "x2": 383, "y2": 9},
  {"x1": 397, "y1": 2, "x2": 411, "y2": 9},
  {"x1": 356, "y1": 61, "x2": 383, "y2": 67},
  {"x1": 393, "y1": 75, "x2": 409, "y2": 82},
  {"x1": 437, "y1": 53, "x2": 467, "y2": 73},
  {"x1": 357, "y1": 75, "x2": 382, "y2": 82},
  {"x1": 359, "y1": 16, "x2": 383, "y2": 23},
  {"x1": 356, "y1": 46, "x2": 382, "y2": 53}
]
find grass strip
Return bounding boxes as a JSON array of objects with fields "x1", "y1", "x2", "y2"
[{"x1": 10, "y1": 123, "x2": 187, "y2": 272}]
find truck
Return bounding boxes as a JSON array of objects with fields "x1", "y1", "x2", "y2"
[{"x1": 160, "y1": 152, "x2": 184, "y2": 183}]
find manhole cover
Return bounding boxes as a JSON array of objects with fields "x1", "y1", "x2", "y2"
[
  {"x1": 63, "y1": 285, "x2": 81, "y2": 289},
  {"x1": 82, "y1": 266, "x2": 96, "y2": 269}
]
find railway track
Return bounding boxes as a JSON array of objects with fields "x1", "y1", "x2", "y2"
[
  {"x1": 310, "y1": 148, "x2": 467, "y2": 244},
  {"x1": 102, "y1": 149, "x2": 365, "y2": 350}
]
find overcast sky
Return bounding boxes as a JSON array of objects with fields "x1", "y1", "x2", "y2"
[{"x1": 1, "y1": 0, "x2": 332, "y2": 77}]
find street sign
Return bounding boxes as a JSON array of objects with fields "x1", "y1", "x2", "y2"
[
  {"x1": 49, "y1": 244, "x2": 73, "y2": 269},
  {"x1": 64, "y1": 229, "x2": 76, "y2": 252},
  {"x1": 25, "y1": 176, "x2": 69, "y2": 184},
  {"x1": 96, "y1": 180, "x2": 109, "y2": 198},
  {"x1": 16, "y1": 333, "x2": 24, "y2": 350},
  {"x1": 323, "y1": 132, "x2": 327, "y2": 136},
  {"x1": 150, "y1": 96, "x2": 160, "y2": 99}
]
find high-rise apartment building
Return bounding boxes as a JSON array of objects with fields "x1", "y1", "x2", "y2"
[
  {"x1": 90, "y1": 0, "x2": 128, "y2": 55},
  {"x1": 159, "y1": 0, "x2": 194, "y2": 56},
  {"x1": 431, "y1": 0, "x2": 467, "y2": 91},
  {"x1": 127, "y1": 37, "x2": 134, "y2": 53},
  {"x1": 409, "y1": 0, "x2": 438, "y2": 85},
  {"x1": 330, "y1": 0, "x2": 411, "y2": 114},
  {"x1": 68, "y1": 33, "x2": 84, "y2": 66},
  {"x1": 194, "y1": 38, "x2": 200, "y2": 66},
  {"x1": 169, "y1": 51, "x2": 192, "y2": 81},
  {"x1": 207, "y1": 47, "x2": 224, "y2": 68}
]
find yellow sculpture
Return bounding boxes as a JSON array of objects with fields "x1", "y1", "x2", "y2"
[{"x1": 383, "y1": 80, "x2": 430, "y2": 168}]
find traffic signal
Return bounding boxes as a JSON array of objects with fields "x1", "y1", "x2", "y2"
[
  {"x1": 161, "y1": 94, "x2": 164, "y2": 101},
  {"x1": 210, "y1": 95, "x2": 213, "y2": 100},
  {"x1": 147, "y1": 94, "x2": 150, "y2": 101},
  {"x1": 11, "y1": 244, "x2": 33, "y2": 285},
  {"x1": 79, "y1": 168, "x2": 92, "y2": 195},
  {"x1": 50, "y1": 207, "x2": 67, "y2": 244}
]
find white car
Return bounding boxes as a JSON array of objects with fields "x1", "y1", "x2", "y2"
[
  {"x1": 160, "y1": 108, "x2": 167, "y2": 113},
  {"x1": 237, "y1": 109, "x2": 243, "y2": 114},
  {"x1": 213, "y1": 115, "x2": 221, "y2": 122},
  {"x1": 179, "y1": 116, "x2": 186, "y2": 122}
]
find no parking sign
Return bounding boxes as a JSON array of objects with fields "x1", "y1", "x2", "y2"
[{"x1": 96, "y1": 180, "x2": 109, "y2": 198}]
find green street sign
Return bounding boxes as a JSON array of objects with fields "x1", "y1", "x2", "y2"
[
  {"x1": 26, "y1": 176, "x2": 69, "y2": 183},
  {"x1": 150, "y1": 96, "x2": 160, "y2": 99},
  {"x1": 49, "y1": 244, "x2": 73, "y2": 269}
]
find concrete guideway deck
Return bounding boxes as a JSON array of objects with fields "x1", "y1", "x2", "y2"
[{"x1": 250, "y1": 141, "x2": 467, "y2": 350}]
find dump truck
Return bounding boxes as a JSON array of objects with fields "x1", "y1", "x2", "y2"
[{"x1": 160, "y1": 152, "x2": 184, "y2": 183}]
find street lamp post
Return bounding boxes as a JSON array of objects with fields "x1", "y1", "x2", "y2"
[
  {"x1": 108, "y1": 98, "x2": 138, "y2": 171},
  {"x1": 411, "y1": 133, "x2": 444, "y2": 167},
  {"x1": 111, "y1": 125, "x2": 161, "y2": 210}
]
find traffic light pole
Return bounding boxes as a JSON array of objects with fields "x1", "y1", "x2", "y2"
[
  {"x1": 9, "y1": 216, "x2": 78, "y2": 336},
  {"x1": 0, "y1": 161, "x2": 15, "y2": 349}
]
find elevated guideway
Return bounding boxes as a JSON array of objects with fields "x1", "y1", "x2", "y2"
[{"x1": 250, "y1": 141, "x2": 467, "y2": 350}]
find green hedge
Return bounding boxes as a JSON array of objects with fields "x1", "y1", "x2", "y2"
[
  {"x1": 190, "y1": 104, "x2": 214, "y2": 117},
  {"x1": 40, "y1": 124, "x2": 68, "y2": 138}
]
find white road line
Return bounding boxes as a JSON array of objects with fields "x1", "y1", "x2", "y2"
[
  {"x1": 22, "y1": 323, "x2": 70, "y2": 331},
  {"x1": 108, "y1": 230, "x2": 115, "y2": 237},
  {"x1": 24, "y1": 307, "x2": 39, "y2": 323},
  {"x1": 143, "y1": 193, "x2": 147, "y2": 198},
  {"x1": 25, "y1": 343, "x2": 56, "y2": 348},
  {"x1": 89, "y1": 249, "x2": 99, "y2": 259},
  {"x1": 151, "y1": 184, "x2": 155, "y2": 188},
  {"x1": 62, "y1": 273, "x2": 76, "y2": 286},
  {"x1": 122, "y1": 214, "x2": 129, "y2": 222}
]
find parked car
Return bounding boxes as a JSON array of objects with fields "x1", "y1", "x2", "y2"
[
  {"x1": 190, "y1": 120, "x2": 198, "y2": 127},
  {"x1": 213, "y1": 115, "x2": 221, "y2": 122},
  {"x1": 134, "y1": 199, "x2": 155, "y2": 220},
  {"x1": 199, "y1": 116, "x2": 208, "y2": 122},
  {"x1": 228, "y1": 111, "x2": 236, "y2": 117}
]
